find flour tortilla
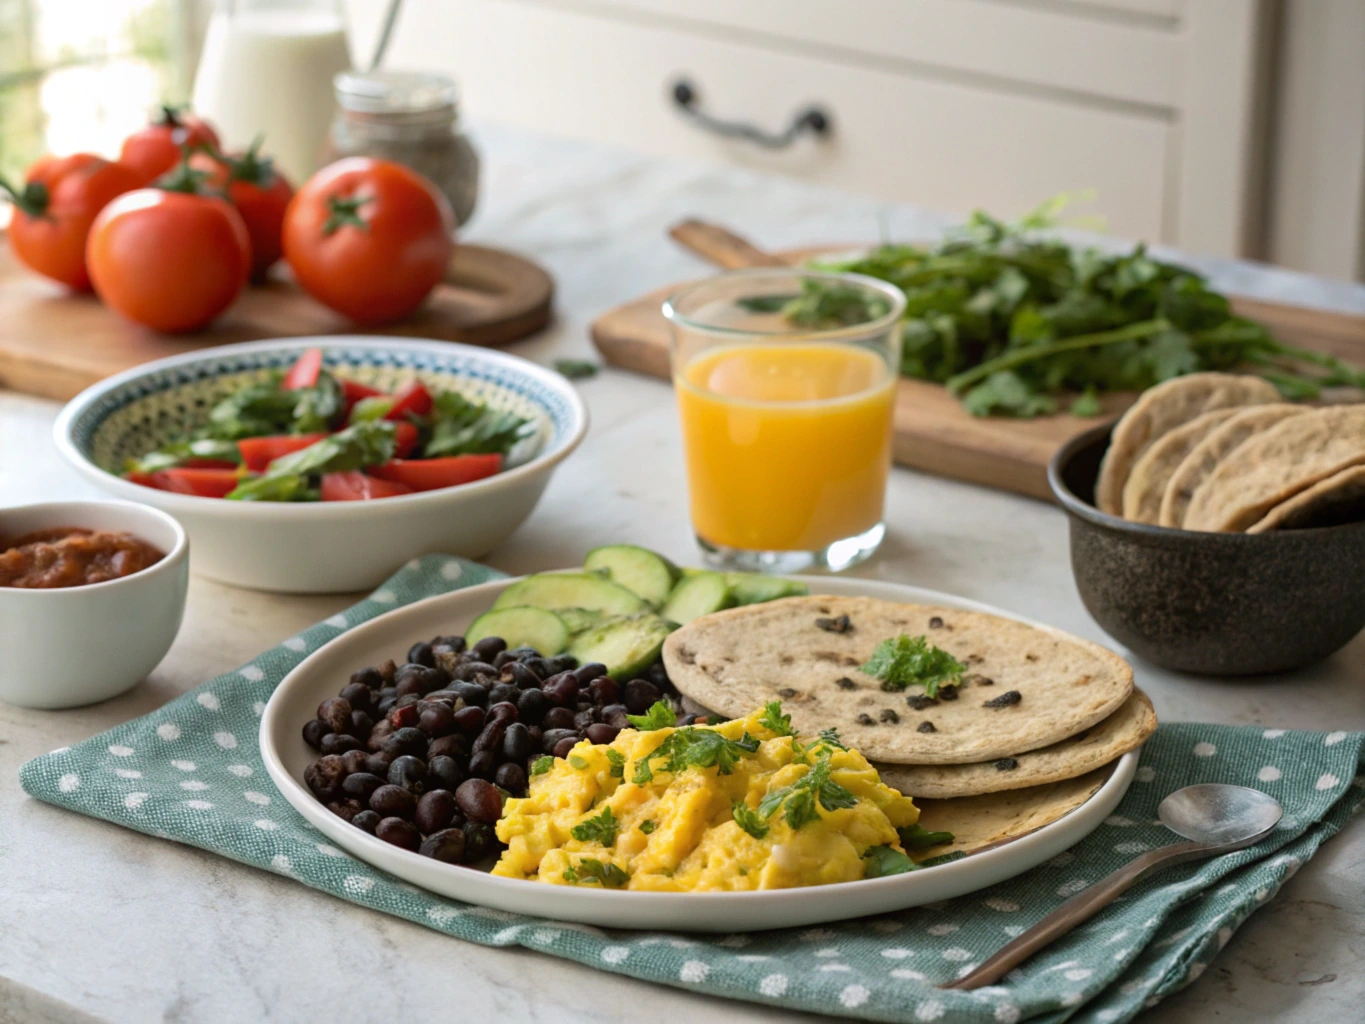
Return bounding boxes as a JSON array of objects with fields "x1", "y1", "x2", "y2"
[
  {"x1": 1095, "y1": 373, "x2": 1280, "y2": 515},
  {"x1": 1183, "y1": 405, "x2": 1365, "y2": 532},
  {"x1": 1247, "y1": 464, "x2": 1365, "y2": 533},
  {"x1": 1121, "y1": 410, "x2": 1240, "y2": 524},
  {"x1": 662, "y1": 595, "x2": 1134, "y2": 765},
  {"x1": 1158, "y1": 405, "x2": 1308, "y2": 527},
  {"x1": 913, "y1": 768, "x2": 1111, "y2": 858},
  {"x1": 877, "y1": 689, "x2": 1155, "y2": 799}
]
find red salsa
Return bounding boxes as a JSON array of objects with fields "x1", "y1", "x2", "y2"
[{"x1": 0, "y1": 527, "x2": 165, "y2": 589}]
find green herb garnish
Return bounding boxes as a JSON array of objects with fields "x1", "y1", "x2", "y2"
[
  {"x1": 861, "y1": 634, "x2": 964, "y2": 698},
  {"x1": 423, "y1": 391, "x2": 534, "y2": 459},
  {"x1": 124, "y1": 437, "x2": 242, "y2": 474},
  {"x1": 570, "y1": 806, "x2": 620, "y2": 846},
  {"x1": 758, "y1": 700, "x2": 794, "y2": 737},
  {"x1": 863, "y1": 844, "x2": 918, "y2": 878},
  {"x1": 731, "y1": 800, "x2": 770, "y2": 840},
  {"x1": 632, "y1": 726, "x2": 759, "y2": 783},
  {"x1": 568, "y1": 754, "x2": 589, "y2": 770},
  {"x1": 530, "y1": 755, "x2": 553, "y2": 776},
  {"x1": 757, "y1": 751, "x2": 857, "y2": 830},
  {"x1": 553, "y1": 358, "x2": 599, "y2": 380},
  {"x1": 605, "y1": 748, "x2": 626, "y2": 779},
  {"x1": 639, "y1": 820, "x2": 657, "y2": 835},
  {"x1": 626, "y1": 700, "x2": 676, "y2": 731},
  {"x1": 814, "y1": 727, "x2": 847, "y2": 752},
  {"x1": 563, "y1": 858, "x2": 628, "y2": 887},
  {"x1": 897, "y1": 823, "x2": 955, "y2": 850}
]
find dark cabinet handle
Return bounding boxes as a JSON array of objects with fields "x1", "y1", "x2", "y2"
[{"x1": 669, "y1": 78, "x2": 832, "y2": 150}]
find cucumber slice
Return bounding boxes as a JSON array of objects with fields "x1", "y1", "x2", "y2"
[
  {"x1": 660, "y1": 571, "x2": 735, "y2": 624},
  {"x1": 492, "y1": 573, "x2": 646, "y2": 616},
  {"x1": 568, "y1": 613, "x2": 677, "y2": 680},
  {"x1": 583, "y1": 544, "x2": 680, "y2": 606},
  {"x1": 727, "y1": 573, "x2": 809, "y2": 606},
  {"x1": 466, "y1": 606, "x2": 570, "y2": 654},
  {"x1": 556, "y1": 607, "x2": 603, "y2": 634}
]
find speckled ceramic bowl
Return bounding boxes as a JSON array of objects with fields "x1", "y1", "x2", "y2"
[
  {"x1": 1048, "y1": 424, "x2": 1365, "y2": 675},
  {"x1": 55, "y1": 338, "x2": 587, "y2": 594}
]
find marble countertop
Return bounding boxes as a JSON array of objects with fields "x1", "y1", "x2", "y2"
[{"x1": 2, "y1": 124, "x2": 1362, "y2": 1024}]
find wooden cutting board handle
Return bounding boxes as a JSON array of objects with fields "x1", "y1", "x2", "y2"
[{"x1": 668, "y1": 219, "x2": 789, "y2": 269}]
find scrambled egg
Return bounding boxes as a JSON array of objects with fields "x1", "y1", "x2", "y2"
[{"x1": 493, "y1": 708, "x2": 920, "y2": 891}]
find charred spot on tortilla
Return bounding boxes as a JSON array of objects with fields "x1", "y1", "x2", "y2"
[
  {"x1": 815, "y1": 614, "x2": 853, "y2": 634},
  {"x1": 676, "y1": 646, "x2": 696, "y2": 666},
  {"x1": 965, "y1": 674, "x2": 994, "y2": 687},
  {"x1": 984, "y1": 690, "x2": 1023, "y2": 709},
  {"x1": 928, "y1": 616, "x2": 945, "y2": 629},
  {"x1": 857, "y1": 713, "x2": 876, "y2": 725},
  {"x1": 778, "y1": 653, "x2": 794, "y2": 666},
  {"x1": 879, "y1": 708, "x2": 900, "y2": 724},
  {"x1": 835, "y1": 677, "x2": 858, "y2": 691},
  {"x1": 906, "y1": 694, "x2": 938, "y2": 710},
  {"x1": 918, "y1": 721, "x2": 937, "y2": 733},
  {"x1": 938, "y1": 684, "x2": 960, "y2": 701},
  {"x1": 993, "y1": 758, "x2": 1019, "y2": 771}
]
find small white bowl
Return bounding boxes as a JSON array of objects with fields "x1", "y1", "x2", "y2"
[
  {"x1": 0, "y1": 500, "x2": 188, "y2": 709},
  {"x1": 53, "y1": 337, "x2": 588, "y2": 594}
]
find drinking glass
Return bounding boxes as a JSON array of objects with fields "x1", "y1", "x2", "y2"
[{"x1": 665, "y1": 268, "x2": 905, "y2": 573}]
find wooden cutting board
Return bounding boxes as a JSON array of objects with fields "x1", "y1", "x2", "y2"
[
  {"x1": 0, "y1": 242, "x2": 554, "y2": 401},
  {"x1": 591, "y1": 241, "x2": 1365, "y2": 501}
]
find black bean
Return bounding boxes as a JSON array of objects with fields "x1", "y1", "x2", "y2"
[
  {"x1": 327, "y1": 798, "x2": 363, "y2": 822},
  {"x1": 352, "y1": 809, "x2": 381, "y2": 834},
  {"x1": 454, "y1": 660, "x2": 499, "y2": 683},
  {"x1": 585, "y1": 723, "x2": 619, "y2": 745},
  {"x1": 388, "y1": 703, "x2": 420, "y2": 730},
  {"x1": 364, "y1": 750, "x2": 395, "y2": 776},
  {"x1": 435, "y1": 635, "x2": 467, "y2": 655},
  {"x1": 317, "y1": 697, "x2": 353, "y2": 734},
  {"x1": 879, "y1": 709, "x2": 900, "y2": 724},
  {"x1": 522, "y1": 657, "x2": 552, "y2": 681},
  {"x1": 388, "y1": 755, "x2": 428, "y2": 793},
  {"x1": 375, "y1": 697, "x2": 397, "y2": 719},
  {"x1": 600, "y1": 704, "x2": 632, "y2": 731},
  {"x1": 427, "y1": 734, "x2": 469, "y2": 763},
  {"x1": 571, "y1": 661, "x2": 606, "y2": 685},
  {"x1": 549, "y1": 654, "x2": 578, "y2": 673},
  {"x1": 377, "y1": 659, "x2": 398, "y2": 683},
  {"x1": 623, "y1": 678, "x2": 661, "y2": 715},
  {"x1": 462, "y1": 822, "x2": 497, "y2": 862},
  {"x1": 350, "y1": 666, "x2": 385, "y2": 689},
  {"x1": 542, "y1": 706, "x2": 576, "y2": 731},
  {"x1": 376, "y1": 816, "x2": 421, "y2": 851},
  {"x1": 552, "y1": 736, "x2": 577, "y2": 759},
  {"x1": 304, "y1": 755, "x2": 348, "y2": 800},
  {"x1": 407, "y1": 641, "x2": 436, "y2": 668},
  {"x1": 527, "y1": 725, "x2": 543, "y2": 748},
  {"x1": 340, "y1": 748, "x2": 371, "y2": 775},
  {"x1": 338, "y1": 683, "x2": 373, "y2": 715},
  {"x1": 449, "y1": 682, "x2": 488, "y2": 707},
  {"x1": 381, "y1": 726, "x2": 428, "y2": 759},
  {"x1": 502, "y1": 723, "x2": 535, "y2": 761},
  {"x1": 342, "y1": 771, "x2": 385, "y2": 801},
  {"x1": 366, "y1": 719, "x2": 394, "y2": 752},
  {"x1": 453, "y1": 704, "x2": 486, "y2": 735},
  {"x1": 918, "y1": 721, "x2": 937, "y2": 733},
  {"x1": 418, "y1": 702, "x2": 455, "y2": 737},
  {"x1": 589, "y1": 677, "x2": 620, "y2": 706},
  {"x1": 938, "y1": 684, "x2": 960, "y2": 701},
  {"x1": 856, "y1": 713, "x2": 876, "y2": 726},
  {"x1": 488, "y1": 682, "x2": 520, "y2": 706},
  {"x1": 501, "y1": 662, "x2": 540, "y2": 689},
  {"x1": 302, "y1": 718, "x2": 330, "y2": 750},
  {"x1": 428, "y1": 754, "x2": 464, "y2": 791},
  {"x1": 472, "y1": 720, "x2": 507, "y2": 757},
  {"x1": 541, "y1": 672, "x2": 580, "y2": 707},
  {"x1": 419, "y1": 827, "x2": 467, "y2": 863},
  {"x1": 492, "y1": 649, "x2": 514, "y2": 670},
  {"x1": 376, "y1": 684, "x2": 398, "y2": 702},
  {"x1": 369, "y1": 784, "x2": 416, "y2": 819},
  {"x1": 646, "y1": 662, "x2": 671, "y2": 689},
  {"x1": 468, "y1": 749, "x2": 499, "y2": 780},
  {"x1": 494, "y1": 761, "x2": 528, "y2": 796},
  {"x1": 983, "y1": 690, "x2": 1022, "y2": 708},
  {"x1": 456, "y1": 779, "x2": 503, "y2": 823},
  {"x1": 395, "y1": 664, "x2": 445, "y2": 698},
  {"x1": 348, "y1": 706, "x2": 373, "y2": 733},
  {"x1": 487, "y1": 700, "x2": 519, "y2": 725},
  {"x1": 471, "y1": 636, "x2": 507, "y2": 662},
  {"x1": 541, "y1": 728, "x2": 577, "y2": 754},
  {"x1": 573, "y1": 709, "x2": 596, "y2": 733},
  {"x1": 517, "y1": 688, "x2": 550, "y2": 725},
  {"x1": 424, "y1": 690, "x2": 460, "y2": 705},
  {"x1": 928, "y1": 616, "x2": 945, "y2": 629},
  {"x1": 415, "y1": 788, "x2": 457, "y2": 834},
  {"x1": 320, "y1": 732, "x2": 363, "y2": 755},
  {"x1": 994, "y1": 758, "x2": 1019, "y2": 771}
]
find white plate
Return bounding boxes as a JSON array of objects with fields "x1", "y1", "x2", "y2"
[{"x1": 261, "y1": 575, "x2": 1136, "y2": 931}]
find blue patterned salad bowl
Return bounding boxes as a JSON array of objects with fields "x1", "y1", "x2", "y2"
[{"x1": 54, "y1": 337, "x2": 588, "y2": 593}]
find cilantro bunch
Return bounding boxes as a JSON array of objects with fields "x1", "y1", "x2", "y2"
[{"x1": 861, "y1": 635, "x2": 964, "y2": 698}]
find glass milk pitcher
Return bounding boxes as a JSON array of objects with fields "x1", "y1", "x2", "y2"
[{"x1": 192, "y1": 0, "x2": 353, "y2": 183}]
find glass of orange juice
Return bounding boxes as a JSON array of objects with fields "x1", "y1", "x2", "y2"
[{"x1": 665, "y1": 268, "x2": 905, "y2": 573}]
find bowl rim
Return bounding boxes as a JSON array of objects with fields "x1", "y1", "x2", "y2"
[
  {"x1": 1047, "y1": 421, "x2": 1365, "y2": 542},
  {"x1": 52, "y1": 336, "x2": 589, "y2": 517},
  {"x1": 0, "y1": 498, "x2": 188, "y2": 596}
]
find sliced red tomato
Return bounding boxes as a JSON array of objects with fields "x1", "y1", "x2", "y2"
[
  {"x1": 392, "y1": 420, "x2": 419, "y2": 458},
  {"x1": 133, "y1": 467, "x2": 241, "y2": 498},
  {"x1": 384, "y1": 379, "x2": 433, "y2": 420},
  {"x1": 340, "y1": 378, "x2": 385, "y2": 412},
  {"x1": 282, "y1": 347, "x2": 324, "y2": 389},
  {"x1": 370, "y1": 454, "x2": 502, "y2": 492},
  {"x1": 236, "y1": 432, "x2": 327, "y2": 472},
  {"x1": 320, "y1": 471, "x2": 414, "y2": 501}
]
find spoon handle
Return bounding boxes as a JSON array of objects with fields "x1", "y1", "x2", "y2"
[{"x1": 943, "y1": 840, "x2": 1212, "y2": 991}]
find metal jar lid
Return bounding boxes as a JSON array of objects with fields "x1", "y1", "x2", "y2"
[{"x1": 334, "y1": 70, "x2": 457, "y2": 118}]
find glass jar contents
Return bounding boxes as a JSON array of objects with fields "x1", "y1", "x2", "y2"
[
  {"x1": 326, "y1": 70, "x2": 479, "y2": 226},
  {"x1": 0, "y1": 527, "x2": 165, "y2": 589}
]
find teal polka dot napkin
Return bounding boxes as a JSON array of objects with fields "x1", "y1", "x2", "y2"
[{"x1": 20, "y1": 555, "x2": 1365, "y2": 1024}]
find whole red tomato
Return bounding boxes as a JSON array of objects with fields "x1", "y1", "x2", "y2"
[
  {"x1": 119, "y1": 106, "x2": 220, "y2": 184},
  {"x1": 86, "y1": 188, "x2": 250, "y2": 333},
  {"x1": 1, "y1": 154, "x2": 142, "y2": 290},
  {"x1": 283, "y1": 157, "x2": 454, "y2": 325},
  {"x1": 190, "y1": 141, "x2": 294, "y2": 280}
]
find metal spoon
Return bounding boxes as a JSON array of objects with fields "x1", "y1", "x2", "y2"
[{"x1": 943, "y1": 784, "x2": 1283, "y2": 991}]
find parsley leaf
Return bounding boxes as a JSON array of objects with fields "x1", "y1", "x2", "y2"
[
  {"x1": 639, "y1": 820, "x2": 657, "y2": 835},
  {"x1": 863, "y1": 845, "x2": 918, "y2": 878},
  {"x1": 570, "y1": 806, "x2": 620, "y2": 846},
  {"x1": 757, "y1": 751, "x2": 858, "y2": 830},
  {"x1": 814, "y1": 727, "x2": 846, "y2": 752},
  {"x1": 897, "y1": 823, "x2": 955, "y2": 850},
  {"x1": 625, "y1": 700, "x2": 676, "y2": 731},
  {"x1": 564, "y1": 858, "x2": 628, "y2": 887},
  {"x1": 553, "y1": 358, "x2": 599, "y2": 380},
  {"x1": 758, "y1": 700, "x2": 794, "y2": 737},
  {"x1": 568, "y1": 754, "x2": 588, "y2": 770},
  {"x1": 731, "y1": 800, "x2": 770, "y2": 840},
  {"x1": 861, "y1": 634, "x2": 964, "y2": 698},
  {"x1": 633, "y1": 727, "x2": 760, "y2": 781},
  {"x1": 530, "y1": 755, "x2": 553, "y2": 776},
  {"x1": 423, "y1": 391, "x2": 534, "y2": 458},
  {"x1": 605, "y1": 748, "x2": 626, "y2": 779}
]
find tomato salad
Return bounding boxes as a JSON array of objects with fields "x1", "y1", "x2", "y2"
[{"x1": 120, "y1": 348, "x2": 534, "y2": 501}]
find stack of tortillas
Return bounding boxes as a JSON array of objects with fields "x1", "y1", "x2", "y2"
[
  {"x1": 1094, "y1": 372, "x2": 1365, "y2": 532},
  {"x1": 663, "y1": 596, "x2": 1155, "y2": 854}
]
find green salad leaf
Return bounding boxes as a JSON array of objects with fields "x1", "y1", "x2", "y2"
[
  {"x1": 863, "y1": 845, "x2": 918, "y2": 878},
  {"x1": 124, "y1": 437, "x2": 241, "y2": 474},
  {"x1": 424, "y1": 391, "x2": 535, "y2": 458},
  {"x1": 898, "y1": 823, "x2": 955, "y2": 850},
  {"x1": 226, "y1": 421, "x2": 395, "y2": 501}
]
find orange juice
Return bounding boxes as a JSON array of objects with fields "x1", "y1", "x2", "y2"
[{"x1": 676, "y1": 342, "x2": 895, "y2": 552}]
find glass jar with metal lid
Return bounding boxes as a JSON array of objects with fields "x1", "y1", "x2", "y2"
[{"x1": 325, "y1": 70, "x2": 479, "y2": 225}]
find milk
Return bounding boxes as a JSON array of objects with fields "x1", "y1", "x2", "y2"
[{"x1": 191, "y1": 8, "x2": 352, "y2": 184}]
